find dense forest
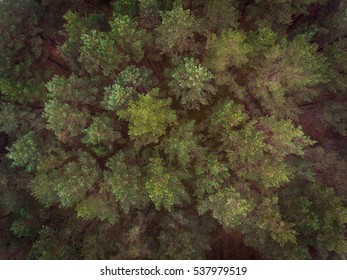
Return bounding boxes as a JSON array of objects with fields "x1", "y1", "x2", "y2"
[{"x1": 0, "y1": 0, "x2": 346, "y2": 260}]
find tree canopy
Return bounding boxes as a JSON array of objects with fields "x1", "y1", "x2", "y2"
[{"x1": 0, "y1": 0, "x2": 346, "y2": 260}]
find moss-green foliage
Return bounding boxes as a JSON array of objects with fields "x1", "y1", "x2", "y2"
[
  {"x1": 102, "y1": 151, "x2": 149, "y2": 213},
  {"x1": 195, "y1": 156, "x2": 230, "y2": 199},
  {"x1": 103, "y1": 66, "x2": 155, "y2": 112},
  {"x1": 248, "y1": 32, "x2": 328, "y2": 119},
  {"x1": 77, "y1": 195, "x2": 119, "y2": 225},
  {"x1": 321, "y1": 102, "x2": 347, "y2": 136},
  {"x1": 83, "y1": 114, "x2": 122, "y2": 146},
  {"x1": 209, "y1": 99, "x2": 248, "y2": 134},
  {"x1": 168, "y1": 58, "x2": 216, "y2": 109},
  {"x1": 116, "y1": 65, "x2": 155, "y2": 90},
  {"x1": 1, "y1": 0, "x2": 346, "y2": 260},
  {"x1": 223, "y1": 121, "x2": 267, "y2": 168},
  {"x1": 259, "y1": 116, "x2": 315, "y2": 158},
  {"x1": 161, "y1": 120, "x2": 203, "y2": 169},
  {"x1": 61, "y1": 11, "x2": 109, "y2": 71},
  {"x1": 44, "y1": 100, "x2": 90, "y2": 142},
  {"x1": 323, "y1": 39, "x2": 347, "y2": 92},
  {"x1": 10, "y1": 208, "x2": 36, "y2": 238},
  {"x1": 7, "y1": 132, "x2": 40, "y2": 172},
  {"x1": 198, "y1": 186, "x2": 254, "y2": 228},
  {"x1": 203, "y1": 0, "x2": 240, "y2": 34},
  {"x1": 155, "y1": 4, "x2": 198, "y2": 56},
  {"x1": 280, "y1": 183, "x2": 347, "y2": 258},
  {"x1": 218, "y1": 115, "x2": 314, "y2": 189},
  {"x1": 145, "y1": 157, "x2": 189, "y2": 211},
  {"x1": 243, "y1": 195, "x2": 298, "y2": 257},
  {"x1": 0, "y1": 0, "x2": 45, "y2": 102},
  {"x1": 79, "y1": 15, "x2": 149, "y2": 76},
  {"x1": 53, "y1": 152, "x2": 100, "y2": 208},
  {"x1": 205, "y1": 29, "x2": 251, "y2": 73},
  {"x1": 28, "y1": 226, "x2": 77, "y2": 260},
  {"x1": 104, "y1": 83, "x2": 138, "y2": 112},
  {"x1": 120, "y1": 88, "x2": 177, "y2": 146},
  {"x1": 46, "y1": 75, "x2": 99, "y2": 105},
  {"x1": 31, "y1": 151, "x2": 100, "y2": 208}
]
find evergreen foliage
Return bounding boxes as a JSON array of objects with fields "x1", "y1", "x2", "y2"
[
  {"x1": 155, "y1": 3, "x2": 198, "y2": 57},
  {"x1": 168, "y1": 58, "x2": 216, "y2": 109},
  {"x1": 0, "y1": 0, "x2": 346, "y2": 260},
  {"x1": 119, "y1": 88, "x2": 177, "y2": 147}
]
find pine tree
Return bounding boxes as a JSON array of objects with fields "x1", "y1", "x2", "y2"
[
  {"x1": 119, "y1": 88, "x2": 177, "y2": 147},
  {"x1": 168, "y1": 57, "x2": 216, "y2": 109},
  {"x1": 155, "y1": 3, "x2": 199, "y2": 57}
]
